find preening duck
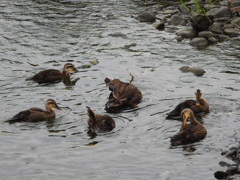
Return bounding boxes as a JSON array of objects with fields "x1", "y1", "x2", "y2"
[
  {"x1": 7, "y1": 99, "x2": 62, "y2": 123},
  {"x1": 170, "y1": 108, "x2": 207, "y2": 146},
  {"x1": 87, "y1": 107, "x2": 115, "y2": 134},
  {"x1": 26, "y1": 63, "x2": 79, "y2": 84},
  {"x1": 104, "y1": 77, "x2": 142, "y2": 112},
  {"x1": 166, "y1": 89, "x2": 209, "y2": 119}
]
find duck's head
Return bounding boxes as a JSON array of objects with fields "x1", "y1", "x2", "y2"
[
  {"x1": 104, "y1": 77, "x2": 115, "y2": 91},
  {"x1": 45, "y1": 99, "x2": 62, "y2": 111},
  {"x1": 195, "y1": 89, "x2": 202, "y2": 106},
  {"x1": 63, "y1": 63, "x2": 79, "y2": 72},
  {"x1": 181, "y1": 108, "x2": 194, "y2": 127}
]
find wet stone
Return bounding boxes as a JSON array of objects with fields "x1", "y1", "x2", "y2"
[
  {"x1": 226, "y1": 165, "x2": 238, "y2": 175},
  {"x1": 214, "y1": 6, "x2": 232, "y2": 18},
  {"x1": 191, "y1": 14, "x2": 214, "y2": 31},
  {"x1": 190, "y1": 37, "x2": 208, "y2": 47},
  {"x1": 231, "y1": 17, "x2": 240, "y2": 25},
  {"x1": 175, "y1": 35, "x2": 183, "y2": 42},
  {"x1": 168, "y1": 14, "x2": 183, "y2": 25},
  {"x1": 224, "y1": 28, "x2": 240, "y2": 37},
  {"x1": 218, "y1": 34, "x2": 229, "y2": 42},
  {"x1": 136, "y1": 12, "x2": 156, "y2": 23},
  {"x1": 198, "y1": 31, "x2": 214, "y2": 38},
  {"x1": 177, "y1": 28, "x2": 198, "y2": 38},
  {"x1": 214, "y1": 171, "x2": 227, "y2": 179},
  {"x1": 208, "y1": 37, "x2": 218, "y2": 43},
  {"x1": 179, "y1": 66, "x2": 206, "y2": 76},
  {"x1": 155, "y1": 22, "x2": 165, "y2": 30},
  {"x1": 209, "y1": 22, "x2": 223, "y2": 34}
]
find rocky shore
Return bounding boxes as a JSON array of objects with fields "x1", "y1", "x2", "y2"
[
  {"x1": 214, "y1": 143, "x2": 240, "y2": 179},
  {"x1": 134, "y1": 0, "x2": 240, "y2": 47}
]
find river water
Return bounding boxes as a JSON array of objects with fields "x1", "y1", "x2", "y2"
[{"x1": 0, "y1": 0, "x2": 240, "y2": 179}]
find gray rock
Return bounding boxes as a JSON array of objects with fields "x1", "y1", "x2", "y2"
[
  {"x1": 206, "y1": 8, "x2": 220, "y2": 16},
  {"x1": 218, "y1": 34, "x2": 229, "y2": 42},
  {"x1": 209, "y1": 23, "x2": 223, "y2": 34},
  {"x1": 177, "y1": 28, "x2": 198, "y2": 38},
  {"x1": 175, "y1": 36, "x2": 184, "y2": 42},
  {"x1": 224, "y1": 28, "x2": 240, "y2": 37},
  {"x1": 226, "y1": 165, "x2": 238, "y2": 175},
  {"x1": 136, "y1": 12, "x2": 156, "y2": 23},
  {"x1": 190, "y1": 37, "x2": 208, "y2": 47},
  {"x1": 179, "y1": 66, "x2": 206, "y2": 76},
  {"x1": 231, "y1": 0, "x2": 240, "y2": 8},
  {"x1": 214, "y1": 6, "x2": 232, "y2": 18},
  {"x1": 198, "y1": 31, "x2": 214, "y2": 38},
  {"x1": 214, "y1": 17, "x2": 232, "y2": 23},
  {"x1": 168, "y1": 14, "x2": 183, "y2": 25},
  {"x1": 208, "y1": 37, "x2": 218, "y2": 43},
  {"x1": 231, "y1": 17, "x2": 240, "y2": 25}
]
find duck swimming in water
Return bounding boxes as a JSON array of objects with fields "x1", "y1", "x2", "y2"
[
  {"x1": 170, "y1": 108, "x2": 207, "y2": 146},
  {"x1": 26, "y1": 63, "x2": 79, "y2": 84},
  {"x1": 166, "y1": 89, "x2": 209, "y2": 119},
  {"x1": 104, "y1": 77, "x2": 142, "y2": 112},
  {"x1": 87, "y1": 107, "x2": 115, "y2": 135},
  {"x1": 7, "y1": 99, "x2": 62, "y2": 123}
]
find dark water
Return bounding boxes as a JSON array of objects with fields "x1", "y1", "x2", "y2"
[{"x1": 0, "y1": 0, "x2": 240, "y2": 179}]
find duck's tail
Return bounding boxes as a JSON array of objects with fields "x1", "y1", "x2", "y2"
[{"x1": 86, "y1": 106, "x2": 96, "y2": 124}]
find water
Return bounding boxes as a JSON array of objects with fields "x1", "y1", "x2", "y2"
[{"x1": 0, "y1": 0, "x2": 240, "y2": 179}]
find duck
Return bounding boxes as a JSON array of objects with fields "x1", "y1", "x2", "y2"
[
  {"x1": 87, "y1": 107, "x2": 115, "y2": 135},
  {"x1": 26, "y1": 63, "x2": 79, "y2": 84},
  {"x1": 104, "y1": 77, "x2": 142, "y2": 112},
  {"x1": 7, "y1": 99, "x2": 62, "y2": 123},
  {"x1": 166, "y1": 89, "x2": 209, "y2": 119},
  {"x1": 170, "y1": 108, "x2": 207, "y2": 146}
]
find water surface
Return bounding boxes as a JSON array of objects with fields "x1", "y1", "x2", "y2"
[{"x1": 0, "y1": 0, "x2": 240, "y2": 179}]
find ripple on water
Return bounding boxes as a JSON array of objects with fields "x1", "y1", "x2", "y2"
[{"x1": 0, "y1": 0, "x2": 240, "y2": 180}]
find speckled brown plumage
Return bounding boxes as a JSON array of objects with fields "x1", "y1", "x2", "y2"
[
  {"x1": 166, "y1": 89, "x2": 209, "y2": 119},
  {"x1": 26, "y1": 63, "x2": 78, "y2": 84},
  {"x1": 170, "y1": 108, "x2": 207, "y2": 146},
  {"x1": 87, "y1": 107, "x2": 115, "y2": 133},
  {"x1": 104, "y1": 77, "x2": 142, "y2": 112},
  {"x1": 7, "y1": 99, "x2": 61, "y2": 123}
]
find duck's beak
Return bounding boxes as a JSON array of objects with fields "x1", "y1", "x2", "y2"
[
  {"x1": 55, "y1": 104, "x2": 62, "y2": 110},
  {"x1": 196, "y1": 100, "x2": 200, "y2": 106},
  {"x1": 73, "y1": 67, "x2": 79, "y2": 72},
  {"x1": 181, "y1": 116, "x2": 187, "y2": 128}
]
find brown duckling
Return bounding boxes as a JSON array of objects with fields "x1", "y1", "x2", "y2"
[
  {"x1": 26, "y1": 63, "x2": 79, "y2": 84},
  {"x1": 87, "y1": 107, "x2": 115, "y2": 134},
  {"x1": 104, "y1": 77, "x2": 142, "y2": 112},
  {"x1": 7, "y1": 99, "x2": 62, "y2": 123},
  {"x1": 166, "y1": 89, "x2": 209, "y2": 119},
  {"x1": 170, "y1": 108, "x2": 207, "y2": 146}
]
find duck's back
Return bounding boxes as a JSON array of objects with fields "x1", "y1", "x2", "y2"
[
  {"x1": 171, "y1": 124, "x2": 207, "y2": 145},
  {"x1": 167, "y1": 100, "x2": 196, "y2": 119},
  {"x1": 8, "y1": 108, "x2": 53, "y2": 122},
  {"x1": 94, "y1": 115, "x2": 115, "y2": 133},
  {"x1": 27, "y1": 69, "x2": 62, "y2": 83}
]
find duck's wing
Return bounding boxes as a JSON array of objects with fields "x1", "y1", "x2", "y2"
[
  {"x1": 96, "y1": 115, "x2": 115, "y2": 132},
  {"x1": 171, "y1": 124, "x2": 206, "y2": 145},
  {"x1": 27, "y1": 69, "x2": 62, "y2": 83},
  {"x1": 166, "y1": 100, "x2": 196, "y2": 119},
  {"x1": 7, "y1": 109, "x2": 32, "y2": 123}
]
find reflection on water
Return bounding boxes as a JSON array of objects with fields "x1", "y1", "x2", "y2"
[{"x1": 0, "y1": 0, "x2": 240, "y2": 180}]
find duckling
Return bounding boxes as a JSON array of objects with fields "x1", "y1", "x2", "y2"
[
  {"x1": 87, "y1": 107, "x2": 115, "y2": 134},
  {"x1": 26, "y1": 63, "x2": 79, "y2": 84},
  {"x1": 7, "y1": 99, "x2": 62, "y2": 123},
  {"x1": 104, "y1": 77, "x2": 143, "y2": 112},
  {"x1": 170, "y1": 108, "x2": 207, "y2": 146},
  {"x1": 166, "y1": 89, "x2": 209, "y2": 119}
]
